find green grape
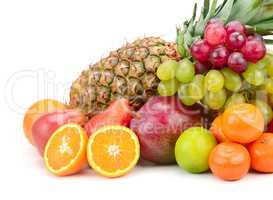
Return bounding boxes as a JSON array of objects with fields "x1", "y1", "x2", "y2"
[
  {"x1": 225, "y1": 93, "x2": 246, "y2": 109},
  {"x1": 178, "y1": 84, "x2": 196, "y2": 106},
  {"x1": 175, "y1": 58, "x2": 195, "y2": 83},
  {"x1": 204, "y1": 70, "x2": 224, "y2": 92},
  {"x1": 157, "y1": 79, "x2": 178, "y2": 96},
  {"x1": 253, "y1": 100, "x2": 273, "y2": 124},
  {"x1": 203, "y1": 89, "x2": 227, "y2": 110},
  {"x1": 156, "y1": 60, "x2": 178, "y2": 81},
  {"x1": 221, "y1": 68, "x2": 242, "y2": 92},
  {"x1": 188, "y1": 74, "x2": 205, "y2": 101},
  {"x1": 249, "y1": 62, "x2": 264, "y2": 70},
  {"x1": 243, "y1": 64, "x2": 266, "y2": 86},
  {"x1": 255, "y1": 89, "x2": 268, "y2": 102},
  {"x1": 264, "y1": 78, "x2": 273, "y2": 94},
  {"x1": 256, "y1": 56, "x2": 269, "y2": 69},
  {"x1": 261, "y1": 54, "x2": 273, "y2": 77}
]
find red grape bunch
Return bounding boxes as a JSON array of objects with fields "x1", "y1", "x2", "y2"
[{"x1": 156, "y1": 18, "x2": 273, "y2": 126}]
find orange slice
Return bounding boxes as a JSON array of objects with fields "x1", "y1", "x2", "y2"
[
  {"x1": 87, "y1": 126, "x2": 140, "y2": 178},
  {"x1": 44, "y1": 123, "x2": 88, "y2": 176}
]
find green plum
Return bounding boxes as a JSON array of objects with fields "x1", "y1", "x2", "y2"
[{"x1": 175, "y1": 127, "x2": 217, "y2": 173}]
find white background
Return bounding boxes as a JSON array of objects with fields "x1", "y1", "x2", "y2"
[{"x1": 1, "y1": 0, "x2": 273, "y2": 199}]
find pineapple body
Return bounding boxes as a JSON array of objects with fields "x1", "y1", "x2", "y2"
[{"x1": 70, "y1": 37, "x2": 180, "y2": 117}]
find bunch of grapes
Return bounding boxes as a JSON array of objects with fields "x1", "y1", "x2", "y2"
[
  {"x1": 157, "y1": 18, "x2": 273, "y2": 125},
  {"x1": 192, "y1": 19, "x2": 266, "y2": 72}
]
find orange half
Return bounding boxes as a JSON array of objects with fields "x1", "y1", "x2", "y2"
[
  {"x1": 44, "y1": 123, "x2": 88, "y2": 176},
  {"x1": 87, "y1": 126, "x2": 140, "y2": 178}
]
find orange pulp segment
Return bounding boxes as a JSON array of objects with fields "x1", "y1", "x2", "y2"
[
  {"x1": 44, "y1": 123, "x2": 88, "y2": 176},
  {"x1": 87, "y1": 126, "x2": 140, "y2": 178}
]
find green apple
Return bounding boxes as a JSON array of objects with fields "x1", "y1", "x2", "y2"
[{"x1": 175, "y1": 127, "x2": 217, "y2": 173}]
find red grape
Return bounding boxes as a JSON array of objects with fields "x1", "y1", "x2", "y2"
[
  {"x1": 241, "y1": 35, "x2": 266, "y2": 63},
  {"x1": 205, "y1": 23, "x2": 226, "y2": 46},
  {"x1": 248, "y1": 35, "x2": 263, "y2": 41},
  {"x1": 209, "y1": 45, "x2": 229, "y2": 68},
  {"x1": 226, "y1": 32, "x2": 246, "y2": 50},
  {"x1": 191, "y1": 40, "x2": 212, "y2": 62},
  {"x1": 226, "y1": 20, "x2": 246, "y2": 35},
  {"x1": 228, "y1": 52, "x2": 247, "y2": 73},
  {"x1": 195, "y1": 61, "x2": 211, "y2": 74}
]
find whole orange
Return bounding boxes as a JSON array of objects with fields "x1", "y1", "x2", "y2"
[
  {"x1": 222, "y1": 103, "x2": 264, "y2": 144},
  {"x1": 210, "y1": 115, "x2": 230, "y2": 143},
  {"x1": 249, "y1": 133, "x2": 273, "y2": 173},
  {"x1": 209, "y1": 142, "x2": 250, "y2": 181},
  {"x1": 23, "y1": 99, "x2": 66, "y2": 145}
]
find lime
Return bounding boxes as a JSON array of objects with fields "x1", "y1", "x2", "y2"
[{"x1": 175, "y1": 127, "x2": 217, "y2": 173}]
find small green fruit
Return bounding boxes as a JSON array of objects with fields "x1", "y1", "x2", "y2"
[{"x1": 175, "y1": 127, "x2": 217, "y2": 173}]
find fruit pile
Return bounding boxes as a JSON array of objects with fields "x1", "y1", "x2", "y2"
[
  {"x1": 208, "y1": 103, "x2": 273, "y2": 180},
  {"x1": 24, "y1": 98, "x2": 273, "y2": 181},
  {"x1": 154, "y1": 102, "x2": 273, "y2": 181},
  {"x1": 23, "y1": 0, "x2": 273, "y2": 181},
  {"x1": 24, "y1": 99, "x2": 140, "y2": 177}
]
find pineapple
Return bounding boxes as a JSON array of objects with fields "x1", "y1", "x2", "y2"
[
  {"x1": 70, "y1": 0, "x2": 273, "y2": 117},
  {"x1": 69, "y1": 37, "x2": 180, "y2": 117}
]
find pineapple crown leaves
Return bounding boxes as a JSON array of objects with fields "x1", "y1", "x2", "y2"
[{"x1": 177, "y1": 0, "x2": 273, "y2": 58}]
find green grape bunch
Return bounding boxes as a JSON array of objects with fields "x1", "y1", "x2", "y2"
[{"x1": 156, "y1": 53, "x2": 273, "y2": 126}]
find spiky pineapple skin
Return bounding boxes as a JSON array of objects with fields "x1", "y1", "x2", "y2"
[{"x1": 69, "y1": 37, "x2": 180, "y2": 117}]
